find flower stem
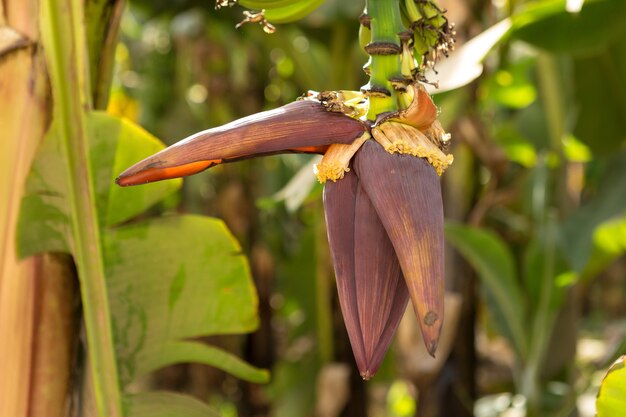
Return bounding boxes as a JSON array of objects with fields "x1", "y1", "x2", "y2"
[{"x1": 363, "y1": 0, "x2": 405, "y2": 121}]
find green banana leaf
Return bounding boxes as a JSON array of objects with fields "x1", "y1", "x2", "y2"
[
  {"x1": 238, "y1": 0, "x2": 327, "y2": 24},
  {"x1": 123, "y1": 392, "x2": 220, "y2": 417},
  {"x1": 18, "y1": 112, "x2": 181, "y2": 257},
  {"x1": 596, "y1": 356, "x2": 626, "y2": 417},
  {"x1": 104, "y1": 214, "x2": 267, "y2": 385},
  {"x1": 583, "y1": 215, "x2": 626, "y2": 281},
  {"x1": 18, "y1": 110, "x2": 268, "y2": 416}
]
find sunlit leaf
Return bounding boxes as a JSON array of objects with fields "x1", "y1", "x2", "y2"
[
  {"x1": 445, "y1": 222, "x2": 527, "y2": 358},
  {"x1": 562, "y1": 134, "x2": 591, "y2": 162},
  {"x1": 566, "y1": 0, "x2": 585, "y2": 12},
  {"x1": 104, "y1": 214, "x2": 262, "y2": 385},
  {"x1": 479, "y1": 59, "x2": 537, "y2": 109},
  {"x1": 88, "y1": 111, "x2": 181, "y2": 226},
  {"x1": 582, "y1": 215, "x2": 626, "y2": 280},
  {"x1": 17, "y1": 112, "x2": 180, "y2": 257},
  {"x1": 18, "y1": 112, "x2": 264, "y2": 389},
  {"x1": 139, "y1": 340, "x2": 269, "y2": 383},
  {"x1": 238, "y1": 0, "x2": 327, "y2": 24},
  {"x1": 597, "y1": 356, "x2": 626, "y2": 417},
  {"x1": 124, "y1": 392, "x2": 220, "y2": 417},
  {"x1": 387, "y1": 380, "x2": 417, "y2": 417},
  {"x1": 494, "y1": 125, "x2": 538, "y2": 167},
  {"x1": 594, "y1": 217, "x2": 626, "y2": 255}
]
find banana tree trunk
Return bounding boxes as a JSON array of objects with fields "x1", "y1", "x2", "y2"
[
  {"x1": 1, "y1": 1, "x2": 124, "y2": 416},
  {"x1": 0, "y1": 2, "x2": 73, "y2": 417}
]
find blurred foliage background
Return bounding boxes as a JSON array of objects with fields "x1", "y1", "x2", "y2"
[
  {"x1": 105, "y1": 0, "x2": 626, "y2": 416},
  {"x1": 99, "y1": 0, "x2": 626, "y2": 415},
  {"x1": 2, "y1": 0, "x2": 626, "y2": 416}
]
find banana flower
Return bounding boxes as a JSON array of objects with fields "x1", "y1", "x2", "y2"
[{"x1": 117, "y1": 83, "x2": 453, "y2": 379}]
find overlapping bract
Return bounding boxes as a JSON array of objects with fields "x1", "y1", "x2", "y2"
[
  {"x1": 117, "y1": 100, "x2": 365, "y2": 186},
  {"x1": 117, "y1": 91, "x2": 449, "y2": 379},
  {"x1": 324, "y1": 168, "x2": 410, "y2": 379}
]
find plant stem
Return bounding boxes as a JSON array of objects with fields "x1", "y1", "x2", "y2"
[
  {"x1": 364, "y1": 0, "x2": 405, "y2": 120},
  {"x1": 520, "y1": 211, "x2": 558, "y2": 417},
  {"x1": 85, "y1": 0, "x2": 127, "y2": 109},
  {"x1": 315, "y1": 204, "x2": 334, "y2": 363},
  {"x1": 40, "y1": 1, "x2": 123, "y2": 416},
  {"x1": 520, "y1": 54, "x2": 568, "y2": 417},
  {"x1": 0, "y1": 3, "x2": 55, "y2": 416}
]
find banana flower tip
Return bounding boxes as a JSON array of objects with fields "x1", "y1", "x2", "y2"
[
  {"x1": 361, "y1": 370, "x2": 374, "y2": 381},
  {"x1": 427, "y1": 341, "x2": 439, "y2": 358},
  {"x1": 115, "y1": 160, "x2": 217, "y2": 187}
]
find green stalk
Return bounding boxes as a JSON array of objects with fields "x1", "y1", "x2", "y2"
[
  {"x1": 364, "y1": 0, "x2": 405, "y2": 120},
  {"x1": 519, "y1": 54, "x2": 569, "y2": 417},
  {"x1": 520, "y1": 212, "x2": 558, "y2": 417},
  {"x1": 85, "y1": 0, "x2": 127, "y2": 109},
  {"x1": 40, "y1": 1, "x2": 123, "y2": 416}
]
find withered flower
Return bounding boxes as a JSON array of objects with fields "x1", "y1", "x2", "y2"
[{"x1": 117, "y1": 83, "x2": 452, "y2": 379}]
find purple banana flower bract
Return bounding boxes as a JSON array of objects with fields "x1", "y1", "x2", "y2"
[
  {"x1": 324, "y1": 169, "x2": 410, "y2": 379},
  {"x1": 116, "y1": 98, "x2": 446, "y2": 379}
]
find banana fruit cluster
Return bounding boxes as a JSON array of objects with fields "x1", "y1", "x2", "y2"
[
  {"x1": 402, "y1": 0, "x2": 456, "y2": 72},
  {"x1": 359, "y1": 0, "x2": 455, "y2": 84}
]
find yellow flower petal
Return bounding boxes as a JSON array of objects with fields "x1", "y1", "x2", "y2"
[
  {"x1": 372, "y1": 122, "x2": 453, "y2": 176},
  {"x1": 315, "y1": 132, "x2": 371, "y2": 183}
]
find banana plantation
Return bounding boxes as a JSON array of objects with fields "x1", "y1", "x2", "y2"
[{"x1": 1, "y1": 0, "x2": 626, "y2": 416}]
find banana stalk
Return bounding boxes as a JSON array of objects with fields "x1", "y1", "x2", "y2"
[{"x1": 361, "y1": 0, "x2": 404, "y2": 119}]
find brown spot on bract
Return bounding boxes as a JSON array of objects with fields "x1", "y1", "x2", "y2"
[{"x1": 424, "y1": 311, "x2": 438, "y2": 326}]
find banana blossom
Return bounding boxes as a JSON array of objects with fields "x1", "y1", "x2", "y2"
[{"x1": 117, "y1": 84, "x2": 453, "y2": 379}]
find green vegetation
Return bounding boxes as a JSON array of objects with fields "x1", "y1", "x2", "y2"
[{"x1": 1, "y1": 0, "x2": 625, "y2": 416}]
